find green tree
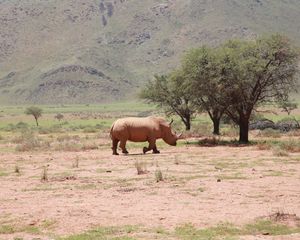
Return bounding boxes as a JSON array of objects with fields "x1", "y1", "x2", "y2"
[
  {"x1": 140, "y1": 73, "x2": 196, "y2": 130},
  {"x1": 218, "y1": 34, "x2": 299, "y2": 143},
  {"x1": 25, "y1": 106, "x2": 43, "y2": 126},
  {"x1": 182, "y1": 46, "x2": 229, "y2": 135}
]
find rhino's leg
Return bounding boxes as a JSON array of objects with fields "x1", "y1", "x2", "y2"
[
  {"x1": 153, "y1": 145, "x2": 160, "y2": 154},
  {"x1": 143, "y1": 138, "x2": 159, "y2": 154},
  {"x1": 112, "y1": 139, "x2": 119, "y2": 155},
  {"x1": 119, "y1": 139, "x2": 129, "y2": 154}
]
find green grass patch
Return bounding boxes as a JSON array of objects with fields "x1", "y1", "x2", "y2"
[
  {"x1": 175, "y1": 220, "x2": 300, "y2": 239},
  {"x1": 59, "y1": 226, "x2": 138, "y2": 240}
]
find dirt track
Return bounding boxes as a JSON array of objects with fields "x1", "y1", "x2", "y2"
[{"x1": 0, "y1": 142, "x2": 300, "y2": 239}]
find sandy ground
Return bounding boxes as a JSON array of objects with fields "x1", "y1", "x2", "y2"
[{"x1": 0, "y1": 140, "x2": 300, "y2": 239}]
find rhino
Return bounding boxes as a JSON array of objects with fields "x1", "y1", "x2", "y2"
[{"x1": 110, "y1": 116, "x2": 181, "y2": 155}]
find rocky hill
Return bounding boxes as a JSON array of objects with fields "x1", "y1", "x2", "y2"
[{"x1": 0, "y1": 0, "x2": 300, "y2": 104}]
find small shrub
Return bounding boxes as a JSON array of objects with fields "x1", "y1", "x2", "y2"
[
  {"x1": 5, "y1": 122, "x2": 29, "y2": 132},
  {"x1": 135, "y1": 161, "x2": 147, "y2": 175},
  {"x1": 0, "y1": 135, "x2": 3, "y2": 140},
  {"x1": 54, "y1": 113, "x2": 64, "y2": 121},
  {"x1": 155, "y1": 169, "x2": 163, "y2": 182},
  {"x1": 256, "y1": 142, "x2": 272, "y2": 150}
]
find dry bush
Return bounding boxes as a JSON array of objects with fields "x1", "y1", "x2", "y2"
[{"x1": 0, "y1": 135, "x2": 3, "y2": 140}]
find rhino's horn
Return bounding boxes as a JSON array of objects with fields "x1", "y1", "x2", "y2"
[{"x1": 177, "y1": 133, "x2": 183, "y2": 139}]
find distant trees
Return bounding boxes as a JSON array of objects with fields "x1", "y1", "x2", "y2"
[
  {"x1": 25, "y1": 106, "x2": 43, "y2": 126},
  {"x1": 141, "y1": 34, "x2": 299, "y2": 143}
]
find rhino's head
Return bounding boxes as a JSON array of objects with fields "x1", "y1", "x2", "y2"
[{"x1": 161, "y1": 119, "x2": 182, "y2": 146}]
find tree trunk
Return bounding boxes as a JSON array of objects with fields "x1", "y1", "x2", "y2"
[
  {"x1": 239, "y1": 117, "x2": 249, "y2": 143},
  {"x1": 184, "y1": 114, "x2": 191, "y2": 131},
  {"x1": 35, "y1": 117, "x2": 39, "y2": 127},
  {"x1": 212, "y1": 118, "x2": 220, "y2": 135}
]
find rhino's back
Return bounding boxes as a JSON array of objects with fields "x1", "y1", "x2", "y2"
[{"x1": 111, "y1": 117, "x2": 161, "y2": 142}]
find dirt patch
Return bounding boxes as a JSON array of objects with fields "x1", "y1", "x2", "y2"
[{"x1": 0, "y1": 140, "x2": 299, "y2": 239}]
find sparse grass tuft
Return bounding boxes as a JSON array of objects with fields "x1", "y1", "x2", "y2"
[
  {"x1": 272, "y1": 146, "x2": 289, "y2": 157},
  {"x1": 72, "y1": 157, "x2": 79, "y2": 168},
  {"x1": 155, "y1": 169, "x2": 163, "y2": 182},
  {"x1": 258, "y1": 129, "x2": 281, "y2": 138},
  {"x1": 59, "y1": 226, "x2": 137, "y2": 240},
  {"x1": 14, "y1": 130, "x2": 43, "y2": 152},
  {"x1": 14, "y1": 165, "x2": 20, "y2": 174},
  {"x1": 134, "y1": 161, "x2": 147, "y2": 175},
  {"x1": 41, "y1": 166, "x2": 48, "y2": 182},
  {"x1": 174, "y1": 155, "x2": 180, "y2": 165},
  {"x1": 278, "y1": 139, "x2": 300, "y2": 152}
]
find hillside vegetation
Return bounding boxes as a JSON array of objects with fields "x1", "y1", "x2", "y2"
[{"x1": 1, "y1": 0, "x2": 300, "y2": 104}]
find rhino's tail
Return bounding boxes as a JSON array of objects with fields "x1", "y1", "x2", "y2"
[{"x1": 109, "y1": 122, "x2": 115, "y2": 139}]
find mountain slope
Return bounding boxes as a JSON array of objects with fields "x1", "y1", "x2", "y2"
[{"x1": 0, "y1": 0, "x2": 300, "y2": 104}]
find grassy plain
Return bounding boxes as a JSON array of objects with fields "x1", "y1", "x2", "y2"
[{"x1": 0, "y1": 101, "x2": 300, "y2": 240}]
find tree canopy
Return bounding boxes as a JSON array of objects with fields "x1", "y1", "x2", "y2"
[
  {"x1": 25, "y1": 106, "x2": 43, "y2": 126},
  {"x1": 140, "y1": 73, "x2": 196, "y2": 130}
]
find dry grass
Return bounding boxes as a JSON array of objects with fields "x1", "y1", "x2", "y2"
[{"x1": 134, "y1": 160, "x2": 148, "y2": 175}]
